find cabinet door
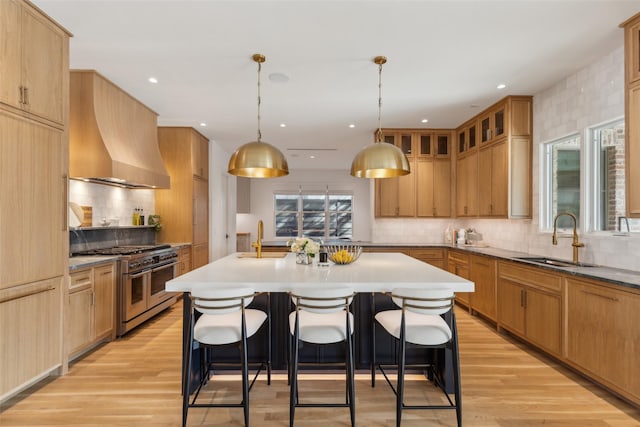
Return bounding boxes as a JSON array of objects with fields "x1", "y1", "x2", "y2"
[
  {"x1": 456, "y1": 156, "x2": 468, "y2": 217},
  {"x1": 490, "y1": 140, "x2": 508, "y2": 216},
  {"x1": 21, "y1": 4, "x2": 65, "y2": 125},
  {"x1": 497, "y1": 279, "x2": 525, "y2": 336},
  {"x1": 627, "y1": 81, "x2": 640, "y2": 217},
  {"x1": 525, "y1": 288, "x2": 562, "y2": 356},
  {"x1": 416, "y1": 160, "x2": 434, "y2": 217},
  {"x1": 397, "y1": 172, "x2": 415, "y2": 217},
  {"x1": 1, "y1": 277, "x2": 62, "y2": 396},
  {"x1": 93, "y1": 264, "x2": 115, "y2": 340},
  {"x1": 0, "y1": 113, "x2": 66, "y2": 288},
  {"x1": 191, "y1": 132, "x2": 209, "y2": 179},
  {"x1": 626, "y1": 18, "x2": 640, "y2": 84},
  {"x1": 478, "y1": 148, "x2": 492, "y2": 216},
  {"x1": 375, "y1": 178, "x2": 398, "y2": 217},
  {"x1": 469, "y1": 255, "x2": 496, "y2": 321},
  {"x1": 192, "y1": 177, "x2": 208, "y2": 245},
  {"x1": 433, "y1": 160, "x2": 451, "y2": 217},
  {"x1": 464, "y1": 152, "x2": 478, "y2": 216},
  {"x1": 567, "y1": 280, "x2": 640, "y2": 399},
  {"x1": 192, "y1": 243, "x2": 209, "y2": 269},
  {"x1": 0, "y1": 0, "x2": 22, "y2": 111},
  {"x1": 68, "y1": 287, "x2": 93, "y2": 355}
]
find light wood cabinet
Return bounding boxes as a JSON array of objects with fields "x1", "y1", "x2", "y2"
[
  {"x1": 447, "y1": 250, "x2": 471, "y2": 306},
  {"x1": 156, "y1": 127, "x2": 210, "y2": 268},
  {"x1": 0, "y1": 111, "x2": 66, "y2": 289},
  {"x1": 376, "y1": 130, "x2": 452, "y2": 218},
  {"x1": 0, "y1": 0, "x2": 68, "y2": 126},
  {"x1": 497, "y1": 261, "x2": 563, "y2": 357},
  {"x1": 67, "y1": 263, "x2": 115, "y2": 358},
  {"x1": 479, "y1": 104, "x2": 506, "y2": 145},
  {"x1": 0, "y1": 278, "x2": 63, "y2": 401},
  {"x1": 455, "y1": 151, "x2": 478, "y2": 217},
  {"x1": 176, "y1": 246, "x2": 192, "y2": 277},
  {"x1": 566, "y1": 277, "x2": 640, "y2": 404},
  {"x1": 624, "y1": 63, "x2": 640, "y2": 216},
  {"x1": 410, "y1": 248, "x2": 446, "y2": 269},
  {"x1": 468, "y1": 254, "x2": 496, "y2": 321},
  {"x1": 478, "y1": 139, "x2": 508, "y2": 216}
]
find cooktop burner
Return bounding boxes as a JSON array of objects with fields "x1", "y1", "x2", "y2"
[{"x1": 74, "y1": 244, "x2": 172, "y2": 256}]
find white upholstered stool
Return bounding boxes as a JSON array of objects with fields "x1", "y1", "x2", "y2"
[
  {"x1": 288, "y1": 287, "x2": 356, "y2": 427},
  {"x1": 182, "y1": 288, "x2": 271, "y2": 427},
  {"x1": 372, "y1": 288, "x2": 461, "y2": 427}
]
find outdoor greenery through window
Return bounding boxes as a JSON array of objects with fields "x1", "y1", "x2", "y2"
[{"x1": 274, "y1": 192, "x2": 353, "y2": 239}]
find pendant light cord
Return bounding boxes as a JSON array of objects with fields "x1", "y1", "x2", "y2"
[
  {"x1": 377, "y1": 60, "x2": 383, "y2": 143},
  {"x1": 257, "y1": 60, "x2": 262, "y2": 142}
]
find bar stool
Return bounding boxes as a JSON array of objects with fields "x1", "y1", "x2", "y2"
[
  {"x1": 182, "y1": 288, "x2": 271, "y2": 427},
  {"x1": 371, "y1": 288, "x2": 461, "y2": 427},
  {"x1": 289, "y1": 287, "x2": 356, "y2": 427}
]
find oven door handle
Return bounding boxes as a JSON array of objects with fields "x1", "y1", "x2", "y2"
[
  {"x1": 152, "y1": 262, "x2": 177, "y2": 273},
  {"x1": 127, "y1": 270, "x2": 150, "y2": 279}
]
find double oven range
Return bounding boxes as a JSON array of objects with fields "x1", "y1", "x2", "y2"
[{"x1": 74, "y1": 244, "x2": 178, "y2": 336}]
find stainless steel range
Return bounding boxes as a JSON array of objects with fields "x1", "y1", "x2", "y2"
[{"x1": 74, "y1": 244, "x2": 178, "y2": 336}]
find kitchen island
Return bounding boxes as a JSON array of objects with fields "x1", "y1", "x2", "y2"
[{"x1": 167, "y1": 251, "x2": 474, "y2": 392}]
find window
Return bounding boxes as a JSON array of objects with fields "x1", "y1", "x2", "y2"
[
  {"x1": 274, "y1": 192, "x2": 353, "y2": 239},
  {"x1": 588, "y1": 119, "x2": 632, "y2": 232},
  {"x1": 542, "y1": 134, "x2": 581, "y2": 230}
]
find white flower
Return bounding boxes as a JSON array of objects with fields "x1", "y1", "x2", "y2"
[{"x1": 288, "y1": 237, "x2": 320, "y2": 257}]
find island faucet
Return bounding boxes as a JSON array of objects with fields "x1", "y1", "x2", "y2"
[
  {"x1": 251, "y1": 219, "x2": 263, "y2": 258},
  {"x1": 552, "y1": 211, "x2": 584, "y2": 264},
  {"x1": 618, "y1": 216, "x2": 630, "y2": 233}
]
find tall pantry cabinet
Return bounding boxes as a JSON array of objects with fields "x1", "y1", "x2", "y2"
[
  {"x1": 0, "y1": 0, "x2": 70, "y2": 401},
  {"x1": 622, "y1": 12, "x2": 640, "y2": 218},
  {"x1": 155, "y1": 127, "x2": 210, "y2": 269}
]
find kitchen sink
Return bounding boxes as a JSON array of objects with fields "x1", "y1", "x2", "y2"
[
  {"x1": 237, "y1": 252, "x2": 288, "y2": 258},
  {"x1": 515, "y1": 257, "x2": 594, "y2": 268}
]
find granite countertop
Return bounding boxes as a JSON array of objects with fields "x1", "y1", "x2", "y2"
[
  {"x1": 261, "y1": 241, "x2": 640, "y2": 291},
  {"x1": 69, "y1": 255, "x2": 119, "y2": 271}
]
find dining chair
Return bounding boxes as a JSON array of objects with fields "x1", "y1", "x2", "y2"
[
  {"x1": 288, "y1": 287, "x2": 356, "y2": 427},
  {"x1": 182, "y1": 287, "x2": 271, "y2": 427},
  {"x1": 371, "y1": 288, "x2": 461, "y2": 427}
]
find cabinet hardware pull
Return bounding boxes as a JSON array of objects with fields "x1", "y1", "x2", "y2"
[
  {"x1": 92, "y1": 291, "x2": 95, "y2": 306},
  {"x1": 19, "y1": 86, "x2": 24, "y2": 104},
  {"x1": 193, "y1": 198, "x2": 197, "y2": 225},
  {"x1": 24, "y1": 87, "x2": 29, "y2": 105},
  {"x1": 1, "y1": 286, "x2": 55, "y2": 304},
  {"x1": 520, "y1": 289, "x2": 524, "y2": 307},
  {"x1": 581, "y1": 290, "x2": 619, "y2": 302}
]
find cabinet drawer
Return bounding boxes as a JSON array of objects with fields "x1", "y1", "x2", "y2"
[
  {"x1": 498, "y1": 261, "x2": 562, "y2": 293},
  {"x1": 178, "y1": 247, "x2": 191, "y2": 258},
  {"x1": 410, "y1": 248, "x2": 444, "y2": 260},
  {"x1": 448, "y1": 250, "x2": 469, "y2": 265},
  {"x1": 69, "y1": 269, "x2": 92, "y2": 292}
]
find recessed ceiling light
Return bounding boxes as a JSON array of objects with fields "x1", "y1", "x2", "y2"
[
  {"x1": 199, "y1": 122, "x2": 207, "y2": 127},
  {"x1": 280, "y1": 123, "x2": 286, "y2": 128},
  {"x1": 421, "y1": 119, "x2": 429, "y2": 123},
  {"x1": 349, "y1": 124, "x2": 355, "y2": 128},
  {"x1": 148, "y1": 77, "x2": 158, "y2": 84},
  {"x1": 310, "y1": 155, "x2": 315, "y2": 159},
  {"x1": 269, "y1": 73, "x2": 289, "y2": 83},
  {"x1": 497, "y1": 83, "x2": 506, "y2": 89}
]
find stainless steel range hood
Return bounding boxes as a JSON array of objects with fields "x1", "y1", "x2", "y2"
[{"x1": 69, "y1": 70, "x2": 170, "y2": 189}]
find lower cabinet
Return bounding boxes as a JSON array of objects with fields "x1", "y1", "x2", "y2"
[
  {"x1": 409, "y1": 248, "x2": 446, "y2": 269},
  {"x1": 68, "y1": 262, "x2": 115, "y2": 359},
  {"x1": 192, "y1": 243, "x2": 209, "y2": 270},
  {"x1": 469, "y1": 254, "x2": 497, "y2": 321},
  {"x1": 1, "y1": 277, "x2": 62, "y2": 400},
  {"x1": 176, "y1": 246, "x2": 192, "y2": 276},
  {"x1": 448, "y1": 249, "x2": 471, "y2": 306},
  {"x1": 497, "y1": 261, "x2": 563, "y2": 357},
  {"x1": 566, "y1": 277, "x2": 640, "y2": 404}
]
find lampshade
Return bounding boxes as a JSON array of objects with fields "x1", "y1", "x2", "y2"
[
  {"x1": 350, "y1": 142, "x2": 411, "y2": 178},
  {"x1": 227, "y1": 53, "x2": 289, "y2": 178},
  {"x1": 227, "y1": 140, "x2": 289, "y2": 178},
  {"x1": 350, "y1": 55, "x2": 410, "y2": 178}
]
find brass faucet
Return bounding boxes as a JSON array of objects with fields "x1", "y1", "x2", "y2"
[
  {"x1": 552, "y1": 212, "x2": 584, "y2": 264},
  {"x1": 251, "y1": 219, "x2": 263, "y2": 258}
]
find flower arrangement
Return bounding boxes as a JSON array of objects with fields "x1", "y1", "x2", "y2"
[{"x1": 288, "y1": 237, "x2": 320, "y2": 258}]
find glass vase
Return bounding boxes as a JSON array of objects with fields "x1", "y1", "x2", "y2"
[{"x1": 296, "y1": 252, "x2": 311, "y2": 265}]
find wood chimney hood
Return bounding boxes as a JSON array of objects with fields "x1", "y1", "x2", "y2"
[{"x1": 69, "y1": 70, "x2": 170, "y2": 189}]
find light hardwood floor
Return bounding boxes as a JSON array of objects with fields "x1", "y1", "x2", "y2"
[{"x1": 1, "y1": 301, "x2": 639, "y2": 426}]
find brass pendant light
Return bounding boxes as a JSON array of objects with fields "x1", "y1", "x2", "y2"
[
  {"x1": 228, "y1": 53, "x2": 289, "y2": 178},
  {"x1": 350, "y1": 56, "x2": 410, "y2": 178}
]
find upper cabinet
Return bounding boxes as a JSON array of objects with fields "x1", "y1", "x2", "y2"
[
  {"x1": 375, "y1": 130, "x2": 451, "y2": 218},
  {"x1": 0, "y1": 0, "x2": 69, "y2": 127},
  {"x1": 476, "y1": 96, "x2": 532, "y2": 218},
  {"x1": 622, "y1": 13, "x2": 640, "y2": 218}
]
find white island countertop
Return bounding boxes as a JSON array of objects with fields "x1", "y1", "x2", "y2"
[{"x1": 166, "y1": 252, "x2": 474, "y2": 293}]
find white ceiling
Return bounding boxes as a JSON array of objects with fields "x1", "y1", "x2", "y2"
[{"x1": 33, "y1": 0, "x2": 640, "y2": 171}]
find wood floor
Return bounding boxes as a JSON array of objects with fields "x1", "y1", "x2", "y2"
[{"x1": 1, "y1": 301, "x2": 639, "y2": 426}]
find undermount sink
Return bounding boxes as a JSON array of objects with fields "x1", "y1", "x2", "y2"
[
  {"x1": 237, "y1": 252, "x2": 288, "y2": 259},
  {"x1": 516, "y1": 257, "x2": 594, "y2": 268}
]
